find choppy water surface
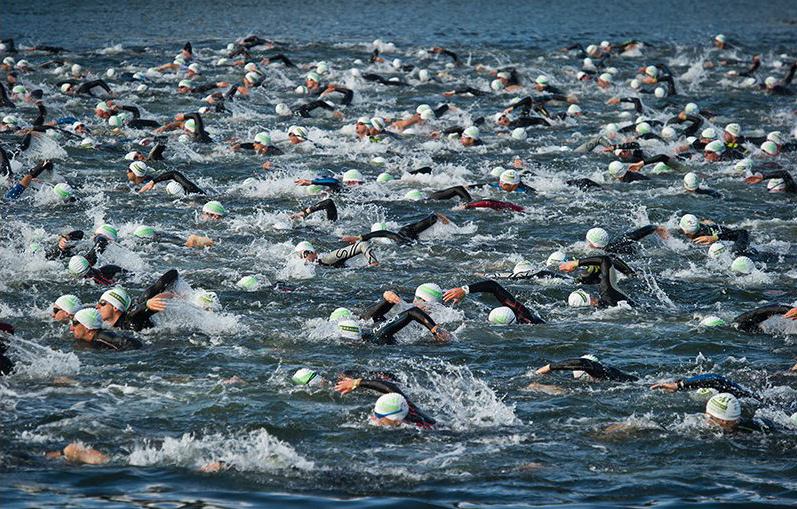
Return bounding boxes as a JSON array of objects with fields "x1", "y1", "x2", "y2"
[{"x1": 2, "y1": 1, "x2": 797, "y2": 507}]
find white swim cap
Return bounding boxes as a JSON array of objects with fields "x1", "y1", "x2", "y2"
[
  {"x1": 374, "y1": 392, "x2": 409, "y2": 421},
  {"x1": 536, "y1": 75, "x2": 549, "y2": 86},
  {"x1": 511, "y1": 127, "x2": 527, "y2": 140},
  {"x1": 416, "y1": 104, "x2": 432, "y2": 114},
  {"x1": 654, "y1": 87, "x2": 666, "y2": 98},
  {"x1": 715, "y1": 34, "x2": 726, "y2": 43},
  {"x1": 295, "y1": 241, "x2": 315, "y2": 255},
  {"x1": 295, "y1": 85, "x2": 308, "y2": 95},
  {"x1": 586, "y1": 44, "x2": 598, "y2": 56},
  {"x1": 371, "y1": 156, "x2": 386, "y2": 167},
  {"x1": 765, "y1": 76, "x2": 777, "y2": 88},
  {"x1": 404, "y1": 190, "x2": 422, "y2": 201},
  {"x1": 376, "y1": 172, "x2": 393, "y2": 183},
  {"x1": 725, "y1": 123, "x2": 741, "y2": 137},
  {"x1": 343, "y1": 169, "x2": 364, "y2": 183},
  {"x1": 291, "y1": 367, "x2": 320, "y2": 385},
  {"x1": 706, "y1": 393, "x2": 741, "y2": 421},
  {"x1": 600, "y1": 40, "x2": 611, "y2": 49},
  {"x1": 73, "y1": 308, "x2": 103, "y2": 330},
  {"x1": 761, "y1": 141, "x2": 778, "y2": 156},
  {"x1": 54, "y1": 182, "x2": 73, "y2": 200},
  {"x1": 608, "y1": 160, "x2": 627, "y2": 178},
  {"x1": 734, "y1": 160, "x2": 753, "y2": 173},
  {"x1": 568, "y1": 290, "x2": 592, "y2": 307},
  {"x1": 491, "y1": 79, "x2": 505, "y2": 91},
  {"x1": 513, "y1": 260, "x2": 534, "y2": 273},
  {"x1": 573, "y1": 354, "x2": 599, "y2": 379},
  {"x1": 166, "y1": 181, "x2": 186, "y2": 196},
  {"x1": 136, "y1": 84, "x2": 148, "y2": 93},
  {"x1": 60, "y1": 83, "x2": 72, "y2": 93},
  {"x1": 244, "y1": 62, "x2": 258, "y2": 73},
  {"x1": 94, "y1": 224, "x2": 118, "y2": 241},
  {"x1": 645, "y1": 65, "x2": 658, "y2": 78},
  {"x1": 701, "y1": 128, "x2": 716, "y2": 140},
  {"x1": 767, "y1": 178, "x2": 786, "y2": 192},
  {"x1": 233, "y1": 275, "x2": 258, "y2": 291},
  {"x1": 707, "y1": 242, "x2": 727, "y2": 258},
  {"x1": 598, "y1": 73, "x2": 612, "y2": 83},
  {"x1": 100, "y1": 287, "x2": 132, "y2": 312},
  {"x1": 499, "y1": 169, "x2": 520, "y2": 185},
  {"x1": 546, "y1": 250, "x2": 567, "y2": 267},
  {"x1": 635, "y1": 122, "x2": 651, "y2": 135},
  {"x1": 489, "y1": 306, "x2": 516, "y2": 325},
  {"x1": 192, "y1": 290, "x2": 219, "y2": 310},
  {"x1": 68, "y1": 255, "x2": 91, "y2": 276},
  {"x1": 766, "y1": 131, "x2": 783, "y2": 145},
  {"x1": 337, "y1": 319, "x2": 362, "y2": 340},
  {"x1": 316, "y1": 61, "x2": 328, "y2": 74},
  {"x1": 731, "y1": 256, "x2": 754, "y2": 275},
  {"x1": 661, "y1": 126, "x2": 676, "y2": 140},
  {"x1": 391, "y1": 58, "x2": 402, "y2": 69},
  {"x1": 699, "y1": 315, "x2": 727, "y2": 327},
  {"x1": 462, "y1": 126, "x2": 480, "y2": 139},
  {"x1": 567, "y1": 104, "x2": 582, "y2": 115},
  {"x1": 704, "y1": 140, "x2": 725, "y2": 153},
  {"x1": 415, "y1": 283, "x2": 442, "y2": 303},
  {"x1": 490, "y1": 167, "x2": 505, "y2": 177},
  {"x1": 586, "y1": 227, "x2": 610, "y2": 248},
  {"x1": 202, "y1": 201, "x2": 226, "y2": 216},
  {"x1": 245, "y1": 72, "x2": 261, "y2": 85},
  {"x1": 71, "y1": 63, "x2": 82, "y2": 75},
  {"x1": 54, "y1": 294, "x2": 82, "y2": 315},
  {"x1": 184, "y1": 118, "x2": 197, "y2": 133},
  {"x1": 275, "y1": 103, "x2": 292, "y2": 116},
  {"x1": 329, "y1": 307, "x2": 353, "y2": 321},
  {"x1": 288, "y1": 126, "x2": 308, "y2": 140},
  {"x1": 178, "y1": 79, "x2": 193, "y2": 89},
  {"x1": 80, "y1": 137, "x2": 96, "y2": 148},
  {"x1": 679, "y1": 214, "x2": 699, "y2": 234},
  {"x1": 134, "y1": 225, "x2": 155, "y2": 239},
  {"x1": 129, "y1": 161, "x2": 149, "y2": 177},
  {"x1": 684, "y1": 103, "x2": 699, "y2": 114},
  {"x1": 418, "y1": 69, "x2": 430, "y2": 82},
  {"x1": 683, "y1": 172, "x2": 699, "y2": 191},
  {"x1": 305, "y1": 71, "x2": 320, "y2": 83},
  {"x1": 370, "y1": 117, "x2": 386, "y2": 130},
  {"x1": 582, "y1": 58, "x2": 597, "y2": 72},
  {"x1": 254, "y1": 132, "x2": 272, "y2": 145}
]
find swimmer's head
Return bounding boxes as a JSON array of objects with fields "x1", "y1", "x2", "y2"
[
  {"x1": 488, "y1": 306, "x2": 516, "y2": 325},
  {"x1": 585, "y1": 227, "x2": 609, "y2": 249},
  {"x1": 373, "y1": 392, "x2": 409, "y2": 424},
  {"x1": 414, "y1": 283, "x2": 442, "y2": 304}
]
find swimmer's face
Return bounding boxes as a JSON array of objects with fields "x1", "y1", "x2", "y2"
[
  {"x1": 536, "y1": 83, "x2": 545, "y2": 91},
  {"x1": 201, "y1": 212, "x2": 223, "y2": 221},
  {"x1": 178, "y1": 86, "x2": 190, "y2": 94},
  {"x1": 373, "y1": 416, "x2": 403, "y2": 427},
  {"x1": 301, "y1": 250, "x2": 317, "y2": 262},
  {"x1": 497, "y1": 115, "x2": 510, "y2": 126},
  {"x1": 578, "y1": 74, "x2": 592, "y2": 81},
  {"x1": 52, "y1": 306, "x2": 71, "y2": 323},
  {"x1": 95, "y1": 109, "x2": 110, "y2": 119},
  {"x1": 704, "y1": 151, "x2": 721, "y2": 162},
  {"x1": 343, "y1": 180, "x2": 362, "y2": 186},
  {"x1": 355, "y1": 122, "x2": 369, "y2": 136},
  {"x1": 181, "y1": 49, "x2": 191, "y2": 59},
  {"x1": 500, "y1": 182, "x2": 519, "y2": 192},
  {"x1": 597, "y1": 79, "x2": 610, "y2": 89},
  {"x1": 126, "y1": 170, "x2": 136, "y2": 182},
  {"x1": 707, "y1": 414, "x2": 738, "y2": 431},
  {"x1": 96, "y1": 300, "x2": 115, "y2": 321},
  {"x1": 306, "y1": 78, "x2": 318, "y2": 89},
  {"x1": 714, "y1": 40, "x2": 725, "y2": 49},
  {"x1": 69, "y1": 320, "x2": 90, "y2": 340},
  {"x1": 460, "y1": 136, "x2": 475, "y2": 147},
  {"x1": 288, "y1": 134, "x2": 303, "y2": 144}
]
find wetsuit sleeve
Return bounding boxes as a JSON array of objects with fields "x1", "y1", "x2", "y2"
[
  {"x1": 677, "y1": 374, "x2": 760, "y2": 400},
  {"x1": 433, "y1": 104, "x2": 449, "y2": 118},
  {"x1": 184, "y1": 113, "x2": 211, "y2": 143},
  {"x1": 715, "y1": 227, "x2": 749, "y2": 243},
  {"x1": 606, "y1": 225, "x2": 656, "y2": 253},
  {"x1": 733, "y1": 304, "x2": 792, "y2": 333},
  {"x1": 148, "y1": 143, "x2": 166, "y2": 161},
  {"x1": 310, "y1": 177, "x2": 342, "y2": 192},
  {"x1": 84, "y1": 236, "x2": 109, "y2": 266},
  {"x1": 509, "y1": 117, "x2": 551, "y2": 128},
  {"x1": 739, "y1": 58, "x2": 761, "y2": 77},
  {"x1": 268, "y1": 54, "x2": 296, "y2": 67},
  {"x1": 140, "y1": 269, "x2": 179, "y2": 303},
  {"x1": 760, "y1": 170, "x2": 797, "y2": 193},
  {"x1": 360, "y1": 297, "x2": 396, "y2": 322},
  {"x1": 151, "y1": 171, "x2": 205, "y2": 194},
  {"x1": 192, "y1": 83, "x2": 220, "y2": 94},
  {"x1": 0, "y1": 147, "x2": 12, "y2": 177},
  {"x1": 33, "y1": 102, "x2": 46, "y2": 126},
  {"x1": 453, "y1": 86, "x2": 488, "y2": 96},
  {"x1": 548, "y1": 358, "x2": 638, "y2": 381},
  {"x1": 441, "y1": 49, "x2": 458, "y2": 62},
  {"x1": 396, "y1": 213, "x2": 438, "y2": 240},
  {"x1": 331, "y1": 87, "x2": 353, "y2": 105},
  {"x1": 296, "y1": 100, "x2": 334, "y2": 118},
  {"x1": 576, "y1": 256, "x2": 630, "y2": 307},
  {"x1": 408, "y1": 167, "x2": 432, "y2": 175},
  {"x1": 442, "y1": 126, "x2": 465, "y2": 136},
  {"x1": 659, "y1": 75, "x2": 676, "y2": 96},
  {"x1": 618, "y1": 97, "x2": 643, "y2": 113},
  {"x1": 360, "y1": 230, "x2": 407, "y2": 243},
  {"x1": 464, "y1": 200, "x2": 524, "y2": 212},
  {"x1": 465, "y1": 280, "x2": 544, "y2": 324},
  {"x1": 93, "y1": 331, "x2": 142, "y2": 350},
  {"x1": 429, "y1": 185, "x2": 471, "y2": 202},
  {"x1": 303, "y1": 198, "x2": 338, "y2": 221},
  {"x1": 678, "y1": 114, "x2": 703, "y2": 137},
  {"x1": 784, "y1": 61, "x2": 797, "y2": 85},
  {"x1": 371, "y1": 307, "x2": 438, "y2": 344},
  {"x1": 120, "y1": 105, "x2": 141, "y2": 119},
  {"x1": 318, "y1": 241, "x2": 377, "y2": 267},
  {"x1": 77, "y1": 80, "x2": 112, "y2": 96}
]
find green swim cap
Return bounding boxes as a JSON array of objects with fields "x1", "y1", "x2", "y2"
[
  {"x1": 292, "y1": 368, "x2": 319, "y2": 385},
  {"x1": 376, "y1": 172, "x2": 394, "y2": 183},
  {"x1": 202, "y1": 201, "x2": 226, "y2": 216},
  {"x1": 329, "y1": 307, "x2": 353, "y2": 321},
  {"x1": 236, "y1": 275, "x2": 259, "y2": 291},
  {"x1": 134, "y1": 225, "x2": 155, "y2": 239}
]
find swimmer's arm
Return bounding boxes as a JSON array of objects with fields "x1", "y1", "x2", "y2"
[
  {"x1": 733, "y1": 304, "x2": 793, "y2": 333},
  {"x1": 151, "y1": 171, "x2": 205, "y2": 194},
  {"x1": 357, "y1": 230, "x2": 405, "y2": 243},
  {"x1": 783, "y1": 60, "x2": 797, "y2": 85},
  {"x1": 120, "y1": 105, "x2": 141, "y2": 119},
  {"x1": 676, "y1": 374, "x2": 760, "y2": 400},
  {"x1": 428, "y1": 185, "x2": 472, "y2": 202},
  {"x1": 360, "y1": 294, "x2": 398, "y2": 322},
  {"x1": 295, "y1": 198, "x2": 338, "y2": 221}
]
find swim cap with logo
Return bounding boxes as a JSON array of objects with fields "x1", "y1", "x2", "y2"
[
  {"x1": 462, "y1": 126, "x2": 480, "y2": 139},
  {"x1": 499, "y1": 169, "x2": 520, "y2": 185},
  {"x1": 55, "y1": 294, "x2": 82, "y2": 315},
  {"x1": 608, "y1": 161, "x2": 627, "y2": 178},
  {"x1": 707, "y1": 242, "x2": 727, "y2": 258},
  {"x1": 184, "y1": 119, "x2": 197, "y2": 133},
  {"x1": 295, "y1": 241, "x2": 315, "y2": 254},
  {"x1": 94, "y1": 224, "x2": 118, "y2": 241},
  {"x1": 202, "y1": 201, "x2": 226, "y2": 216},
  {"x1": 684, "y1": 103, "x2": 700, "y2": 114},
  {"x1": 536, "y1": 75, "x2": 549, "y2": 86},
  {"x1": 129, "y1": 161, "x2": 149, "y2": 177},
  {"x1": 701, "y1": 128, "x2": 717, "y2": 140},
  {"x1": 329, "y1": 307, "x2": 353, "y2": 321},
  {"x1": 275, "y1": 103, "x2": 292, "y2": 116},
  {"x1": 586, "y1": 227, "x2": 609, "y2": 248},
  {"x1": 68, "y1": 255, "x2": 91, "y2": 276},
  {"x1": 730, "y1": 256, "x2": 754, "y2": 275},
  {"x1": 511, "y1": 128, "x2": 527, "y2": 140},
  {"x1": 490, "y1": 79, "x2": 505, "y2": 91},
  {"x1": 192, "y1": 290, "x2": 219, "y2": 310},
  {"x1": 660, "y1": 126, "x2": 676, "y2": 140},
  {"x1": 679, "y1": 214, "x2": 699, "y2": 234},
  {"x1": 761, "y1": 141, "x2": 778, "y2": 156},
  {"x1": 54, "y1": 183, "x2": 73, "y2": 200},
  {"x1": 489, "y1": 306, "x2": 516, "y2": 325},
  {"x1": 568, "y1": 290, "x2": 592, "y2": 307},
  {"x1": 337, "y1": 319, "x2": 362, "y2": 339},
  {"x1": 766, "y1": 131, "x2": 783, "y2": 145},
  {"x1": 134, "y1": 225, "x2": 155, "y2": 239},
  {"x1": 683, "y1": 172, "x2": 699, "y2": 191},
  {"x1": 767, "y1": 178, "x2": 786, "y2": 192},
  {"x1": 374, "y1": 393, "x2": 409, "y2": 420},
  {"x1": 254, "y1": 132, "x2": 272, "y2": 145},
  {"x1": 292, "y1": 368, "x2": 321, "y2": 385},
  {"x1": 236, "y1": 276, "x2": 260, "y2": 291},
  {"x1": 74, "y1": 308, "x2": 103, "y2": 330},
  {"x1": 404, "y1": 190, "x2": 422, "y2": 201},
  {"x1": 725, "y1": 123, "x2": 741, "y2": 137},
  {"x1": 699, "y1": 316, "x2": 727, "y2": 327},
  {"x1": 513, "y1": 260, "x2": 534, "y2": 274},
  {"x1": 376, "y1": 172, "x2": 393, "y2": 183},
  {"x1": 100, "y1": 287, "x2": 132, "y2": 312},
  {"x1": 546, "y1": 250, "x2": 567, "y2": 267},
  {"x1": 415, "y1": 283, "x2": 442, "y2": 303},
  {"x1": 706, "y1": 393, "x2": 741, "y2": 421},
  {"x1": 342, "y1": 169, "x2": 364, "y2": 183},
  {"x1": 705, "y1": 140, "x2": 725, "y2": 153},
  {"x1": 166, "y1": 181, "x2": 185, "y2": 196}
]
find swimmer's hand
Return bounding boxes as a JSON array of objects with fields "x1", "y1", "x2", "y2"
[
  {"x1": 295, "y1": 179, "x2": 312, "y2": 186},
  {"x1": 63, "y1": 443, "x2": 107, "y2": 464},
  {"x1": 340, "y1": 235, "x2": 360, "y2": 244},
  {"x1": 383, "y1": 291, "x2": 401, "y2": 304},
  {"x1": 443, "y1": 287, "x2": 465, "y2": 304},
  {"x1": 261, "y1": 161, "x2": 272, "y2": 170},
  {"x1": 146, "y1": 293, "x2": 172, "y2": 312},
  {"x1": 627, "y1": 161, "x2": 644, "y2": 172},
  {"x1": 650, "y1": 382, "x2": 679, "y2": 392},
  {"x1": 185, "y1": 234, "x2": 214, "y2": 248},
  {"x1": 744, "y1": 175, "x2": 763, "y2": 185},
  {"x1": 784, "y1": 307, "x2": 797, "y2": 320},
  {"x1": 431, "y1": 325, "x2": 451, "y2": 342},
  {"x1": 655, "y1": 225, "x2": 670, "y2": 240},
  {"x1": 535, "y1": 364, "x2": 552, "y2": 375},
  {"x1": 334, "y1": 376, "x2": 359, "y2": 395},
  {"x1": 692, "y1": 235, "x2": 716, "y2": 246},
  {"x1": 559, "y1": 261, "x2": 579, "y2": 272},
  {"x1": 138, "y1": 181, "x2": 155, "y2": 193},
  {"x1": 442, "y1": 90, "x2": 456, "y2": 97},
  {"x1": 606, "y1": 98, "x2": 620, "y2": 105}
]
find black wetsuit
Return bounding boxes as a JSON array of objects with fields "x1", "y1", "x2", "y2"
[
  {"x1": 605, "y1": 224, "x2": 659, "y2": 255},
  {"x1": 576, "y1": 256, "x2": 633, "y2": 307},
  {"x1": 120, "y1": 105, "x2": 160, "y2": 129},
  {"x1": 110, "y1": 269, "x2": 178, "y2": 331},
  {"x1": 354, "y1": 377, "x2": 437, "y2": 428},
  {"x1": 481, "y1": 269, "x2": 569, "y2": 281},
  {"x1": 56, "y1": 79, "x2": 112, "y2": 96},
  {"x1": 296, "y1": 100, "x2": 335, "y2": 118},
  {"x1": 759, "y1": 170, "x2": 796, "y2": 194},
  {"x1": 459, "y1": 280, "x2": 544, "y2": 324},
  {"x1": 0, "y1": 322, "x2": 14, "y2": 376},
  {"x1": 80, "y1": 331, "x2": 142, "y2": 350},
  {"x1": 546, "y1": 357, "x2": 638, "y2": 381},
  {"x1": 358, "y1": 213, "x2": 440, "y2": 244},
  {"x1": 149, "y1": 170, "x2": 204, "y2": 194},
  {"x1": 675, "y1": 374, "x2": 760, "y2": 400},
  {"x1": 184, "y1": 113, "x2": 212, "y2": 143},
  {"x1": 317, "y1": 241, "x2": 377, "y2": 267},
  {"x1": 301, "y1": 198, "x2": 338, "y2": 221},
  {"x1": 733, "y1": 304, "x2": 792, "y2": 333}
]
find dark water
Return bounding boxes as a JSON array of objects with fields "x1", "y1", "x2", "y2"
[{"x1": 2, "y1": 1, "x2": 797, "y2": 508}]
